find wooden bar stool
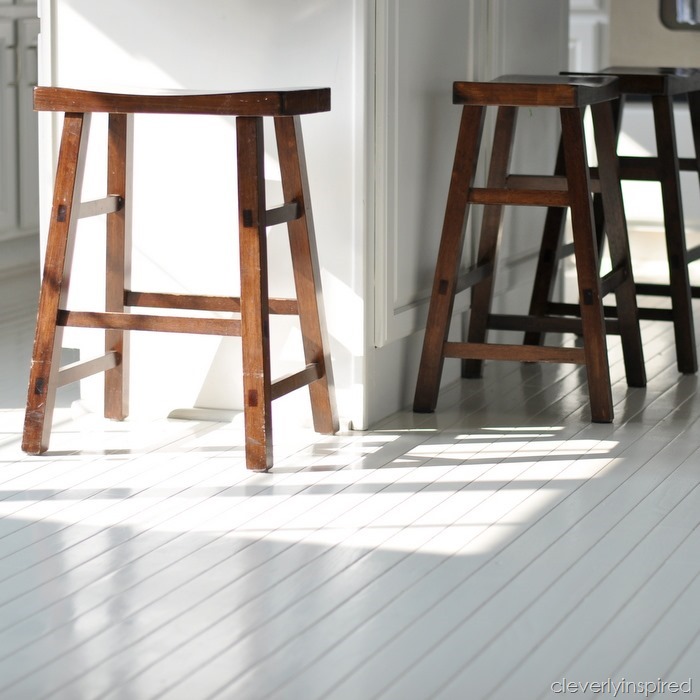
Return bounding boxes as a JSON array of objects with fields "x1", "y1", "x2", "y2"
[
  {"x1": 529, "y1": 67, "x2": 700, "y2": 374},
  {"x1": 23, "y1": 87, "x2": 338, "y2": 472},
  {"x1": 595, "y1": 67, "x2": 700, "y2": 374},
  {"x1": 413, "y1": 75, "x2": 646, "y2": 424}
]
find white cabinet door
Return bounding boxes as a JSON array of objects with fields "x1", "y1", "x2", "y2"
[
  {"x1": 374, "y1": 0, "x2": 481, "y2": 346},
  {"x1": 374, "y1": 0, "x2": 570, "y2": 345},
  {"x1": 17, "y1": 16, "x2": 38, "y2": 233},
  {"x1": 569, "y1": 0, "x2": 610, "y2": 72},
  {"x1": 0, "y1": 3, "x2": 38, "y2": 244},
  {"x1": 0, "y1": 18, "x2": 18, "y2": 238}
]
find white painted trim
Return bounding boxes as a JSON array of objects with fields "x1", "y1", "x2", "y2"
[
  {"x1": 36, "y1": 0, "x2": 57, "y2": 262},
  {"x1": 373, "y1": 0, "x2": 481, "y2": 348},
  {"x1": 356, "y1": 0, "x2": 376, "y2": 430},
  {"x1": 372, "y1": 0, "x2": 393, "y2": 349}
]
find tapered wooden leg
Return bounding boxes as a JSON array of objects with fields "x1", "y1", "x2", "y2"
[
  {"x1": 687, "y1": 89, "x2": 700, "y2": 293},
  {"x1": 592, "y1": 95, "x2": 623, "y2": 258},
  {"x1": 413, "y1": 105, "x2": 485, "y2": 412},
  {"x1": 105, "y1": 113, "x2": 132, "y2": 420},
  {"x1": 687, "y1": 90, "x2": 700, "y2": 192},
  {"x1": 560, "y1": 107, "x2": 613, "y2": 423},
  {"x1": 591, "y1": 100, "x2": 646, "y2": 388},
  {"x1": 23, "y1": 113, "x2": 90, "y2": 453},
  {"x1": 652, "y1": 93, "x2": 697, "y2": 374},
  {"x1": 237, "y1": 116, "x2": 273, "y2": 471},
  {"x1": 463, "y1": 106, "x2": 517, "y2": 378},
  {"x1": 274, "y1": 115, "x2": 338, "y2": 435},
  {"x1": 524, "y1": 139, "x2": 567, "y2": 347}
]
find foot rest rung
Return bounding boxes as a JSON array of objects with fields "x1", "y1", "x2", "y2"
[
  {"x1": 616, "y1": 156, "x2": 662, "y2": 180},
  {"x1": 265, "y1": 202, "x2": 301, "y2": 227},
  {"x1": 78, "y1": 195, "x2": 123, "y2": 219},
  {"x1": 600, "y1": 265, "x2": 627, "y2": 296},
  {"x1": 678, "y1": 157, "x2": 699, "y2": 172},
  {"x1": 469, "y1": 187, "x2": 570, "y2": 207},
  {"x1": 271, "y1": 363, "x2": 321, "y2": 400},
  {"x1": 58, "y1": 310, "x2": 242, "y2": 336},
  {"x1": 489, "y1": 312, "x2": 585, "y2": 334},
  {"x1": 454, "y1": 263, "x2": 493, "y2": 294},
  {"x1": 444, "y1": 341, "x2": 586, "y2": 364},
  {"x1": 58, "y1": 351, "x2": 119, "y2": 387},
  {"x1": 541, "y1": 303, "x2": 623, "y2": 334},
  {"x1": 686, "y1": 244, "x2": 700, "y2": 264},
  {"x1": 506, "y1": 174, "x2": 602, "y2": 194},
  {"x1": 125, "y1": 291, "x2": 299, "y2": 315},
  {"x1": 636, "y1": 306, "x2": 675, "y2": 322}
]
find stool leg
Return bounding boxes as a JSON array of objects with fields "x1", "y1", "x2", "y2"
[
  {"x1": 274, "y1": 115, "x2": 338, "y2": 435},
  {"x1": 524, "y1": 140, "x2": 567, "y2": 347},
  {"x1": 688, "y1": 90, "x2": 700, "y2": 195},
  {"x1": 592, "y1": 95, "x2": 624, "y2": 258},
  {"x1": 591, "y1": 100, "x2": 646, "y2": 388},
  {"x1": 105, "y1": 113, "x2": 131, "y2": 420},
  {"x1": 463, "y1": 106, "x2": 518, "y2": 378},
  {"x1": 560, "y1": 107, "x2": 613, "y2": 423},
  {"x1": 652, "y1": 92, "x2": 697, "y2": 374},
  {"x1": 414, "y1": 105, "x2": 485, "y2": 412},
  {"x1": 526, "y1": 98, "x2": 622, "y2": 349},
  {"x1": 237, "y1": 116, "x2": 273, "y2": 471},
  {"x1": 687, "y1": 89, "x2": 700, "y2": 293},
  {"x1": 23, "y1": 113, "x2": 90, "y2": 453}
]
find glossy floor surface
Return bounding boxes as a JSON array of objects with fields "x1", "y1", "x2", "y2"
[{"x1": 2, "y1": 255, "x2": 700, "y2": 699}]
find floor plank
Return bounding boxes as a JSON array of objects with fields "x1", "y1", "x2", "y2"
[{"x1": 2, "y1": 252, "x2": 700, "y2": 699}]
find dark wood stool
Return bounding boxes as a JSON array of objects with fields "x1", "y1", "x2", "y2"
[
  {"x1": 530, "y1": 67, "x2": 700, "y2": 374},
  {"x1": 413, "y1": 75, "x2": 646, "y2": 424},
  {"x1": 23, "y1": 87, "x2": 338, "y2": 472}
]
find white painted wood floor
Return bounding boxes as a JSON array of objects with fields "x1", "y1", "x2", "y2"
[{"x1": 2, "y1": 258, "x2": 700, "y2": 700}]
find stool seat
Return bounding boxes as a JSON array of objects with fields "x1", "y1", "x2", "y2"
[
  {"x1": 414, "y1": 74, "x2": 646, "y2": 423},
  {"x1": 454, "y1": 74, "x2": 619, "y2": 107},
  {"x1": 23, "y1": 86, "x2": 338, "y2": 471},
  {"x1": 599, "y1": 67, "x2": 700, "y2": 96},
  {"x1": 33, "y1": 86, "x2": 331, "y2": 116}
]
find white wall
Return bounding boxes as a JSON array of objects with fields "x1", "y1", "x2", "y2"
[
  {"x1": 610, "y1": 0, "x2": 700, "y2": 67},
  {"x1": 38, "y1": 0, "x2": 569, "y2": 430},
  {"x1": 39, "y1": 0, "x2": 369, "y2": 428},
  {"x1": 368, "y1": 0, "x2": 570, "y2": 425}
]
